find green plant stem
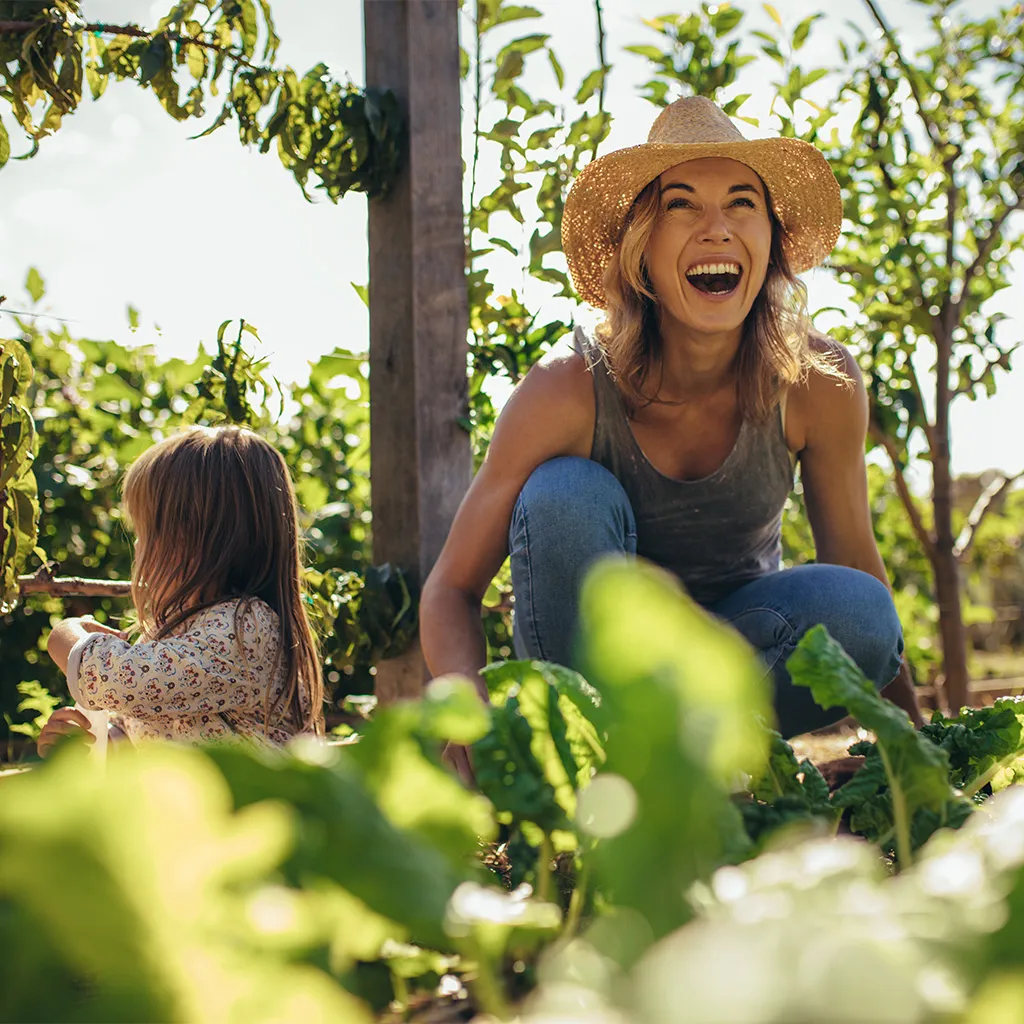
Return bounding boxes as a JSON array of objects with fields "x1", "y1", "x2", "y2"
[
  {"x1": 963, "y1": 752, "x2": 1024, "y2": 800},
  {"x1": 390, "y1": 970, "x2": 410, "y2": 1018},
  {"x1": 563, "y1": 856, "x2": 589, "y2": 938},
  {"x1": 465, "y1": 937, "x2": 512, "y2": 1021},
  {"x1": 535, "y1": 833, "x2": 554, "y2": 904},
  {"x1": 470, "y1": 1, "x2": 484, "y2": 226},
  {"x1": 878, "y1": 744, "x2": 913, "y2": 869}
]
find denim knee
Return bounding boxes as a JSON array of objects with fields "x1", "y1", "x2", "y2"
[
  {"x1": 512, "y1": 457, "x2": 636, "y2": 547},
  {"x1": 848, "y1": 571, "x2": 904, "y2": 689}
]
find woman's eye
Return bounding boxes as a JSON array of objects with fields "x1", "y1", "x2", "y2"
[
  {"x1": 730, "y1": 197, "x2": 756, "y2": 208},
  {"x1": 666, "y1": 198, "x2": 692, "y2": 210}
]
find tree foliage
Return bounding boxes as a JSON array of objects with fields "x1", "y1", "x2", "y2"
[{"x1": 0, "y1": 0, "x2": 403, "y2": 199}]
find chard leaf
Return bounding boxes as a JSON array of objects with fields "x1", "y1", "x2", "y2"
[
  {"x1": 577, "y1": 561, "x2": 768, "y2": 953},
  {"x1": 740, "y1": 731, "x2": 838, "y2": 849},
  {"x1": 788, "y1": 626, "x2": 953, "y2": 867},
  {"x1": 921, "y1": 698, "x2": 1024, "y2": 793}
]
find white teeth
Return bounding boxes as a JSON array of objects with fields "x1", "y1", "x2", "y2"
[{"x1": 686, "y1": 262, "x2": 741, "y2": 277}]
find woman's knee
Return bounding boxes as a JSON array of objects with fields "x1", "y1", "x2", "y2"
[
  {"x1": 817, "y1": 567, "x2": 904, "y2": 689},
  {"x1": 514, "y1": 457, "x2": 635, "y2": 542}
]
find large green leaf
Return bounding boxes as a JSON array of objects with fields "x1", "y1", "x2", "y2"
[
  {"x1": 0, "y1": 744, "x2": 371, "y2": 1022},
  {"x1": 576, "y1": 560, "x2": 769, "y2": 952},
  {"x1": 789, "y1": 626, "x2": 953, "y2": 866}
]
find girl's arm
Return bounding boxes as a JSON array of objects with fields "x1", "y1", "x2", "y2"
[{"x1": 47, "y1": 617, "x2": 128, "y2": 673}]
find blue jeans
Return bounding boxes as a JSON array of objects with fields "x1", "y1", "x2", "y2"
[{"x1": 509, "y1": 457, "x2": 904, "y2": 738}]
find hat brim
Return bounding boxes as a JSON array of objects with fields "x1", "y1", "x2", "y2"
[{"x1": 562, "y1": 137, "x2": 842, "y2": 309}]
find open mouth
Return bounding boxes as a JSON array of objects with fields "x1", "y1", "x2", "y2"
[{"x1": 685, "y1": 261, "x2": 742, "y2": 296}]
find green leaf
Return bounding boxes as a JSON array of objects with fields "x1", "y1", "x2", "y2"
[
  {"x1": 921, "y1": 699, "x2": 1024, "y2": 793},
  {"x1": 788, "y1": 626, "x2": 953, "y2": 866},
  {"x1": 0, "y1": 116, "x2": 9, "y2": 169},
  {"x1": 763, "y1": 3, "x2": 783, "y2": 27},
  {"x1": 495, "y1": 4, "x2": 543, "y2": 24},
  {"x1": 575, "y1": 67, "x2": 607, "y2": 104},
  {"x1": 208, "y1": 744, "x2": 463, "y2": 951},
  {"x1": 419, "y1": 675, "x2": 491, "y2": 747},
  {"x1": 473, "y1": 684, "x2": 569, "y2": 834},
  {"x1": 347, "y1": 697, "x2": 497, "y2": 872},
  {"x1": 0, "y1": 745, "x2": 371, "y2": 1022},
  {"x1": 24, "y1": 268, "x2": 44, "y2": 304},
  {"x1": 495, "y1": 50, "x2": 524, "y2": 83},
  {"x1": 577, "y1": 561, "x2": 769, "y2": 952},
  {"x1": 487, "y1": 236, "x2": 519, "y2": 256},
  {"x1": 139, "y1": 36, "x2": 171, "y2": 86},
  {"x1": 547, "y1": 48, "x2": 564, "y2": 90},
  {"x1": 351, "y1": 282, "x2": 369, "y2": 307},
  {"x1": 711, "y1": 6, "x2": 744, "y2": 35},
  {"x1": 792, "y1": 14, "x2": 822, "y2": 50},
  {"x1": 623, "y1": 45, "x2": 665, "y2": 61}
]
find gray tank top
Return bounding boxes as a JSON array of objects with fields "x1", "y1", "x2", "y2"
[{"x1": 575, "y1": 326, "x2": 794, "y2": 606}]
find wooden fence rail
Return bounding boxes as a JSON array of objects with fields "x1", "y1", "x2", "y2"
[{"x1": 17, "y1": 570, "x2": 131, "y2": 598}]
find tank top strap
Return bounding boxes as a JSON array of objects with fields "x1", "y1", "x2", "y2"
[{"x1": 573, "y1": 325, "x2": 635, "y2": 468}]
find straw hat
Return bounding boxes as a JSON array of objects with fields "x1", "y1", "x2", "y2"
[{"x1": 562, "y1": 95, "x2": 842, "y2": 309}]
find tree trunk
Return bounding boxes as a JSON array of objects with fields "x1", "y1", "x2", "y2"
[
  {"x1": 932, "y1": 298, "x2": 970, "y2": 711},
  {"x1": 931, "y1": 544, "x2": 970, "y2": 712}
]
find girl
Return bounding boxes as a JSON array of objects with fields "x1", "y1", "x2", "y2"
[
  {"x1": 421, "y1": 96, "x2": 922, "y2": 780},
  {"x1": 39, "y1": 425, "x2": 324, "y2": 756}
]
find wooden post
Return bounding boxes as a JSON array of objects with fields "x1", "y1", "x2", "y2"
[{"x1": 363, "y1": 0, "x2": 471, "y2": 702}]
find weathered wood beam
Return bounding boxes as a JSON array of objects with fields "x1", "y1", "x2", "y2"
[
  {"x1": 17, "y1": 571, "x2": 131, "y2": 598},
  {"x1": 363, "y1": 0, "x2": 470, "y2": 702}
]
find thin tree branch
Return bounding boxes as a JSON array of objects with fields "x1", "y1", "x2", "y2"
[
  {"x1": 469, "y1": 3, "x2": 483, "y2": 224},
  {"x1": 592, "y1": 0, "x2": 607, "y2": 160},
  {"x1": 903, "y1": 350, "x2": 936, "y2": 453},
  {"x1": 943, "y1": 167, "x2": 957, "y2": 340},
  {"x1": 862, "y1": 0, "x2": 944, "y2": 153},
  {"x1": 0, "y1": 20, "x2": 263, "y2": 73},
  {"x1": 954, "y1": 471, "x2": 1024, "y2": 560},
  {"x1": 869, "y1": 422, "x2": 938, "y2": 563},
  {"x1": 18, "y1": 569, "x2": 131, "y2": 598},
  {"x1": 956, "y1": 193, "x2": 1024, "y2": 312}
]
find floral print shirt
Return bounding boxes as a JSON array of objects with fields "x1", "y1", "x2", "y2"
[{"x1": 66, "y1": 598, "x2": 310, "y2": 746}]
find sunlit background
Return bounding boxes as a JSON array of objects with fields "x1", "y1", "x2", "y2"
[{"x1": 1, "y1": 0, "x2": 1020, "y2": 478}]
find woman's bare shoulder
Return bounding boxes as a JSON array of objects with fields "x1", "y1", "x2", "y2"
[
  {"x1": 503, "y1": 335, "x2": 594, "y2": 419},
  {"x1": 786, "y1": 330, "x2": 865, "y2": 452},
  {"x1": 488, "y1": 334, "x2": 596, "y2": 464}
]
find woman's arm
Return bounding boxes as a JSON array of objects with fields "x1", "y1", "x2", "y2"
[
  {"x1": 420, "y1": 348, "x2": 595, "y2": 698},
  {"x1": 792, "y1": 340, "x2": 924, "y2": 727}
]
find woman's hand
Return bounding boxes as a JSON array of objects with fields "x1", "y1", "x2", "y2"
[
  {"x1": 36, "y1": 707, "x2": 95, "y2": 759},
  {"x1": 443, "y1": 742, "x2": 477, "y2": 787}
]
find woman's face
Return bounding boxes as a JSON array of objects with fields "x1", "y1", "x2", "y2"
[{"x1": 644, "y1": 157, "x2": 773, "y2": 341}]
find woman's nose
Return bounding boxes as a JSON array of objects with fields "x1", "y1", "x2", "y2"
[{"x1": 698, "y1": 206, "x2": 732, "y2": 242}]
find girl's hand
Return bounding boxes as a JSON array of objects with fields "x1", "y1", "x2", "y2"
[
  {"x1": 79, "y1": 616, "x2": 130, "y2": 640},
  {"x1": 36, "y1": 707, "x2": 95, "y2": 759}
]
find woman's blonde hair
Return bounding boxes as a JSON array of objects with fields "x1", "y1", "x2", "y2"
[
  {"x1": 122, "y1": 425, "x2": 324, "y2": 736},
  {"x1": 596, "y1": 178, "x2": 843, "y2": 420}
]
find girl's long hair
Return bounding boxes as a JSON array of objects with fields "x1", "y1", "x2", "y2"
[
  {"x1": 123, "y1": 426, "x2": 324, "y2": 736},
  {"x1": 596, "y1": 178, "x2": 844, "y2": 420}
]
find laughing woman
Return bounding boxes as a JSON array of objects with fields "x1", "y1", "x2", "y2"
[{"x1": 421, "y1": 96, "x2": 922, "y2": 774}]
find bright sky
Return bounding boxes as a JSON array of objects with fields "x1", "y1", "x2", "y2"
[{"x1": 0, "y1": 0, "x2": 1020, "y2": 477}]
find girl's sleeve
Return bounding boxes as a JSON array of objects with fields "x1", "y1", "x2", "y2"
[{"x1": 67, "y1": 607, "x2": 272, "y2": 720}]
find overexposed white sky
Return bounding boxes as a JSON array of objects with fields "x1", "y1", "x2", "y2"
[{"x1": 0, "y1": 0, "x2": 1021, "y2": 477}]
